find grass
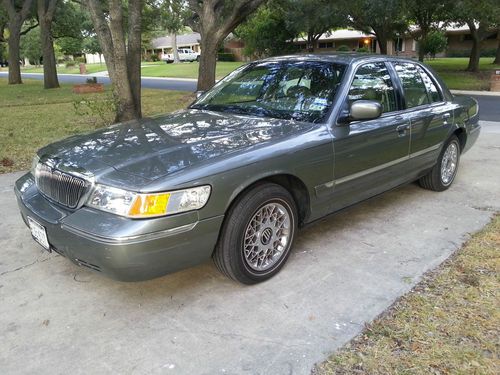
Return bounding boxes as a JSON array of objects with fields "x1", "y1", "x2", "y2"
[
  {"x1": 0, "y1": 78, "x2": 193, "y2": 173},
  {"x1": 139, "y1": 61, "x2": 244, "y2": 79},
  {"x1": 426, "y1": 57, "x2": 500, "y2": 91},
  {"x1": 20, "y1": 63, "x2": 108, "y2": 75},
  {"x1": 4, "y1": 61, "x2": 245, "y2": 80},
  {"x1": 316, "y1": 214, "x2": 500, "y2": 375}
]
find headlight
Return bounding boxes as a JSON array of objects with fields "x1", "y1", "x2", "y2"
[
  {"x1": 86, "y1": 184, "x2": 211, "y2": 218},
  {"x1": 31, "y1": 154, "x2": 40, "y2": 174}
]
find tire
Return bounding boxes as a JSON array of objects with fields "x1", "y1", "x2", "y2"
[
  {"x1": 419, "y1": 135, "x2": 461, "y2": 192},
  {"x1": 213, "y1": 183, "x2": 298, "y2": 285}
]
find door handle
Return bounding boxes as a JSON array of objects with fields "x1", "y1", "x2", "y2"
[{"x1": 396, "y1": 124, "x2": 410, "y2": 137}]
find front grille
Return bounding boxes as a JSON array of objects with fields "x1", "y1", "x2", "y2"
[{"x1": 35, "y1": 163, "x2": 88, "y2": 208}]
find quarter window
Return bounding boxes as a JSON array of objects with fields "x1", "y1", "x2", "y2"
[
  {"x1": 394, "y1": 63, "x2": 431, "y2": 108},
  {"x1": 417, "y1": 66, "x2": 442, "y2": 102},
  {"x1": 347, "y1": 62, "x2": 397, "y2": 113}
]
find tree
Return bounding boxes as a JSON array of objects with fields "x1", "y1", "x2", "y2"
[
  {"x1": 407, "y1": 0, "x2": 452, "y2": 62},
  {"x1": 37, "y1": 0, "x2": 59, "y2": 88},
  {"x1": 419, "y1": 30, "x2": 447, "y2": 58},
  {"x1": 159, "y1": 0, "x2": 186, "y2": 63},
  {"x1": 186, "y1": 0, "x2": 267, "y2": 91},
  {"x1": 452, "y1": 0, "x2": 499, "y2": 72},
  {"x1": 342, "y1": 0, "x2": 408, "y2": 55},
  {"x1": 85, "y1": 0, "x2": 142, "y2": 122},
  {"x1": 2, "y1": 0, "x2": 37, "y2": 84},
  {"x1": 235, "y1": 2, "x2": 295, "y2": 58},
  {"x1": 494, "y1": 29, "x2": 500, "y2": 64},
  {"x1": 20, "y1": 24, "x2": 40, "y2": 63},
  {"x1": 285, "y1": 0, "x2": 346, "y2": 52}
]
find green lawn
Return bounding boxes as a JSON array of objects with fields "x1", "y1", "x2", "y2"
[
  {"x1": 426, "y1": 57, "x2": 500, "y2": 91},
  {"x1": 20, "y1": 62, "x2": 108, "y2": 75},
  {"x1": 140, "y1": 61, "x2": 244, "y2": 79},
  {"x1": 0, "y1": 79, "x2": 193, "y2": 173},
  {"x1": 317, "y1": 215, "x2": 500, "y2": 375}
]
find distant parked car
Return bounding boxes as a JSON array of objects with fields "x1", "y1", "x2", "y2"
[
  {"x1": 161, "y1": 48, "x2": 200, "y2": 63},
  {"x1": 15, "y1": 54, "x2": 480, "y2": 284}
]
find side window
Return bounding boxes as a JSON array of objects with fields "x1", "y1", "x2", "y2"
[
  {"x1": 347, "y1": 63, "x2": 397, "y2": 113},
  {"x1": 417, "y1": 66, "x2": 442, "y2": 103},
  {"x1": 394, "y1": 63, "x2": 430, "y2": 108}
]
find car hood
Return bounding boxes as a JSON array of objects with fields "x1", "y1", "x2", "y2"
[{"x1": 38, "y1": 109, "x2": 315, "y2": 188}]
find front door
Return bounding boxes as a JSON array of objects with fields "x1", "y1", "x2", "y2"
[{"x1": 330, "y1": 62, "x2": 411, "y2": 211}]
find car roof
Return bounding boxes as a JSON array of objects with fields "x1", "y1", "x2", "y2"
[{"x1": 259, "y1": 53, "x2": 421, "y2": 65}]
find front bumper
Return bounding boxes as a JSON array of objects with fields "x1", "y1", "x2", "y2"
[{"x1": 15, "y1": 173, "x2": 224, "y2": 281}]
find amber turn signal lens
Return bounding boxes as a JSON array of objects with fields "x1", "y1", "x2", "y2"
[{"x1": 128, "y1": 193, "x2": 171, "y2": 217}]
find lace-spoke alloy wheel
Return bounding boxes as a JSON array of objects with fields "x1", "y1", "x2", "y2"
[
  {"x1": 419, "y1": 135, "x2": 461, "y2": 192},
  {"x1": 243, "y1": 202, "x2": 292, "y2": 272},
  {"x1": 440, "y1": 142, "x2": 459, "y2": 186},
  {"x1": 213, "y1": 183, "x2": 298, "y2": 285}
]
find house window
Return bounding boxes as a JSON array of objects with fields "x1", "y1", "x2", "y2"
[
  {"x1": 319, "y1": 42, "x2": 334, "y2": 49},
  {"x1": 412, "y1": 39, "x2": 417, "y2": 51},
  {"x1": 394, "y1": 38, "x2": 405, "y2": 53}
]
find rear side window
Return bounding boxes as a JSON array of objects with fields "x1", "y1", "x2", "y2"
[
  {"x1": 417, "y1": 66, "x2": 442, "y2": 102},
  {"x1": 394, "y1": 63, "x2": 430, "y2": 108},
  {"x1": 347, "y1": 62, "x2": 397, "y2": 113}
]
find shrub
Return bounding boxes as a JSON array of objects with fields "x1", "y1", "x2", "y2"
[
  {"x1": 420, "y1": 30, "x2": 448, "y2": 58},
  {"x1": 65, "y1": 60, "x2": 76, "y2": 68},
  {"x1": 336, "y1": 45, "x2": 350, "y2": 52},
  {"x1": 217, "y1": 52, "x2": 236, "y2": 61},
  {"x1": 151, "y1": 54, "x2": 159, "y2": 62},
  {"x1": 446, "y1": 48, "x2": 497, "y2": 58},
  {"x1": 75, "y1": 57, "x2": 86, "y2": 64},
  {"x1": 357, "y1": 47, "x2": 370, "y2": 53}
]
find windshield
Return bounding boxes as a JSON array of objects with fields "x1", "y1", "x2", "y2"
[{"x1": 190, "y1": 60, "x2": 346, "y2": 123}]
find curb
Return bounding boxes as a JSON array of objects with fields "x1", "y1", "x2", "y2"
[{"x1": 451, "y1": 89, "x2": 500, "y2": 97}]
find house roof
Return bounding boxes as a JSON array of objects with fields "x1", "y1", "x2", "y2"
[
  {"x1": 152, "y1": 33, "x2": 201, "y2": 49},
  {"x1": 296, "y1": 29, "x2": 375, "y2": 43}
]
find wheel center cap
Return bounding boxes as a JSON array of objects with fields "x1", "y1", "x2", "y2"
[{"x1": 261, "y1": 227, "x2": 273, "y2": 245}]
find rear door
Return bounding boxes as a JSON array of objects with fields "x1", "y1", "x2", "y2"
[
  {"x1": 330, "y1": 62, "x2": 411, "y2": 211},
  {"x1": 392, "y1": 62, "x2": 455, "y2": 171}
]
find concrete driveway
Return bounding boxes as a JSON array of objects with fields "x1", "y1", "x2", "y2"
[{"x1": 1, "y1": 121, "x2": 499, "y2": 375}]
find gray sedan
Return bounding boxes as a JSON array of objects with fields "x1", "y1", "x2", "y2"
[{"x1": 15, "y1": 54, "x2": 480, "y2": 284}]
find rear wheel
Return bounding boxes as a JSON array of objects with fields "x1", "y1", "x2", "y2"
[
  {"x1": 213, "y1": 183, "x2": 298, "y2": 284},
  {"x1": 419, "y1": 135, "x2": 461, "y2": 191}
]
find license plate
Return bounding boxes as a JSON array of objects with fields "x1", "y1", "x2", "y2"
[{"x1": 27, "y1": 217, "x2": 50, "y2": 250}]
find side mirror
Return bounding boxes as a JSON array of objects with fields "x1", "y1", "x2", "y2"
[
  {"x1": 195, "y1": 90, "x2": 205, "y2": 99},
  {"x1": 349, "y1": 100, "x2": 382, "y2": 121}
]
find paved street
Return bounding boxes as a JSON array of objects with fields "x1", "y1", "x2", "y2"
[
  {"x1": 1, "y1": 71, "x2": 498, "y2": 121},
  {"x1": 0, "y1": 120, "x2": 499, "y2": 374}
]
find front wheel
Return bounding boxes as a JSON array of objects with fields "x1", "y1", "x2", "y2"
[
  {"x1": 419, "y1": 135, "x2": 461, "y2": 191},
  {"x1": 213, "y1": 183, "x2": 298, "y2": 284}
]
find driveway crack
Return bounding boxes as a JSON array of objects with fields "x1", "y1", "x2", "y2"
[{"x1": 0, "y1": 255, "x2": 55, "y2": 277}]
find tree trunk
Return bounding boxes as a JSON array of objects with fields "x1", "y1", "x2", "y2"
[
  {"x1": 417, "y1": 29, "x2": 429, "y2": 62},
  {"x1": 466, "y1": 22, "x2": 480, "y2": 72},
  {"x1": 494, "y1": 30, "x2": 500, "y2": 64},
  {"x1": 197, "y1": 34, "x2": 218, "y2": 91},
  {"x1": 86, "y1": 0, "x2": 141, "y2": 123},
  {"x1": 38, "y1": 0, "x2": 59, "y2": 89},
  {"x1": 172, "y1": 32, "x2": 180, "y2": 63},
  {"x1": 126, "y1": 0, "x2": 142, "y2": 119},
  {"x1": 376, "y1": 36, "x2": 388, "y2": 55},
  {"x1": 3, "y1": 0, "x2": 35, "y2": 85},
  {"x1": 7, "y1": 24, "x2": 22, "y2": 84}
]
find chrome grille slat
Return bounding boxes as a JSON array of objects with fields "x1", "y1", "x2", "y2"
[{"x1": 34, "y1": 163, "x2": 88, "y2": 209}]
